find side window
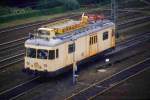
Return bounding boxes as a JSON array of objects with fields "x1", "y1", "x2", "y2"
[
  {"x1": 49, "y1": 50, "x2": 55, "y2": 59},
  {"x1": 94, "y1": 35, "x2": 97, "y2": 43},
  {"x1": 56, "y1": 49, "x2": 59, "y2": 58},
  {"x1": 103, "y1": 31, "x2": 108, "y2": 40},
  {"x1": 68, "y1": 43, "x2": 75, "y2": 53},
  {"x1": 89, "y1": 35, "x2": 97, "y2": 45},
  {"x1": 90, "y1": 37, "x2": 92, "y2": 45}
]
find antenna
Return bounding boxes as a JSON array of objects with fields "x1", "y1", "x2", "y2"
[{"x1": 82, "y1": 12, "x2": 85, "y2": 17}]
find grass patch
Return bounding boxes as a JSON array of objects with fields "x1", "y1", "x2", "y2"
[
  {"x1": 0, "y1": 5, "x2": 107, "y2": 29},
  {"x1": 0, "y1": 6, "x2": 66, "y2": 24}
]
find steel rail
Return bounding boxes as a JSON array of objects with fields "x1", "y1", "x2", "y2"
[
  {"x1": 0, "y1": 14, "x2": 79, "y2": 34},
  {"x1": 0, "y1": 53, "x2": 24, "y2": 63},
  {"x1": 0, "y1": 15, "x2": 148, "y2": 48},
  {"x1": 0, "y1": 37, "x2": 27, "y2": 46},
  {"x1": 118, "y1": 16, "x2": 150, "y2": 26},
  {"x1": 0, "y1": 58, "x2": 24, "y2": 69},
  {"x1": 0, "y1": 76, "x2": 41, "y2": 100},
  {"x1": 0, "y1": 13, "x2": 149, "y2": 70},
  {"x1": 66, "y1": 57, "x2": 150, "y2": 100},
  {"x1": 0, "y1": 31, "x2": 149, "y2": 70},
  {"x1": 0, "y1": 9, "x2": 142, "y2": 34},
  {"x1": 0, "y1": 32, "x2": 149, "y2": 100},
  {"x1": 0, "y1": 41, "x2": 24, "y2": 52}
]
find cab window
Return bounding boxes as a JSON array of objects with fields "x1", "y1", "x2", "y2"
[
  {"x1": 49, "y1": 50, "x2": 55, "y2": 59},
  {"x1": 37, "y1": 49, "x2": 48, "y2": 59},
  {"x1": 26, "y1": 48, "x2": 36, "y2": 58}
]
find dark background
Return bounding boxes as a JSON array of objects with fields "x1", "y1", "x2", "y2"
[{"x1": 0, "y1": 0, "x2": 109, "y2": 8}]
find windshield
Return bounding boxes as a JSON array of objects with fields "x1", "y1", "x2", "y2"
[
  {"x1": 26, "y1": 48, "x2": 36, "y2": 58},
  {"x1": 26, "y1": 48, "x2": 55, "y2": 60},
  {"x1": 37, "y1": 49, "x2": 48, "y2": 59}
]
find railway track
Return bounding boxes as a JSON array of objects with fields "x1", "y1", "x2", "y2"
[
  {"x1": 0, "y1": 12, "x2": 147, "y2": 52},
  {"x1": 0, "y1": 14, "x2": 79, "y2": 34},
  {"x1": 0, "y1": 53, "x2": 24, "y2": 69},
  {"x1": 0, "y1": 14, "x2": 80, "y2": 44},
  {"x1": 0, "y1": 37, "x2": 27, "y2": 59},
  {"x1": 0, "y1": 1, "x2": 149, "y2": 98},
  {"x1": 0, "y1": 10, "x2": 147, "y2": 61},
  {"x1": 117, "y1": 12, "x2": 144, "y2": 22},
  {"x1": 0, "y1": 12, "x2": 131, "y2": 54},
  {"x1": 0, "y1": 9, "x2": 122, "y2": 43},
  {"x1": 66, "y1": 58, "x2": 150, "y2": 100},
  {"x1": 107, "y1": 32, "x2": 150, "y2": 55},
  {"x1": 0, "y1": 31, "x2": 149, "y2": 100},
  {"x1": 0, "y1": 10, "x2": 145, "y2": 43},
  {"x1": 0, "y1": 14, "x2": 149, "y2": 70},
  {"x1": 118, "y1": 16, "x2": 150, "y2": 29},
  {"x1": 0, "y1": 10, "x2": 130, "y2": 34},
  {"x1": 0, "y1": 76, "x2": 41, "y2": 100}
]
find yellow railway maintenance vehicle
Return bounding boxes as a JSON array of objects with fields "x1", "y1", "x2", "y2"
[{"x1": 24, "y1": 13, "x2": 115, "y2": 76}]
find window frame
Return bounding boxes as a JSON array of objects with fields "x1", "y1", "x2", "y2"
[
  {"x1": 90, "y1": 37, "x2": 92, "y2": 45},
  {"x1": 56, "y1": 49, "x2": 59, "y2": 58},
  {"x1": 68, "y1": 43, "x2": 75, "y2": 53},
  {"x1": 103, "y1": 31, "x2": 109, "y2": 40},
  {"x1": 26, "y1": 48, "x2": 36, "y2": 58},
  {"x1": 49, "y1": 50, "x2": 55, "y2": 60},
  {"x1": 37, "y1": 49, "x2": 48, "y2": 59},
  {"x1": 89, "y1": 35, "x2": 97, "y2": 45}
]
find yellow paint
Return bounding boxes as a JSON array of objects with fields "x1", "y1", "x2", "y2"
[{"x1": 25, "y1": 22, "x2": 115, "y2": 73}]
